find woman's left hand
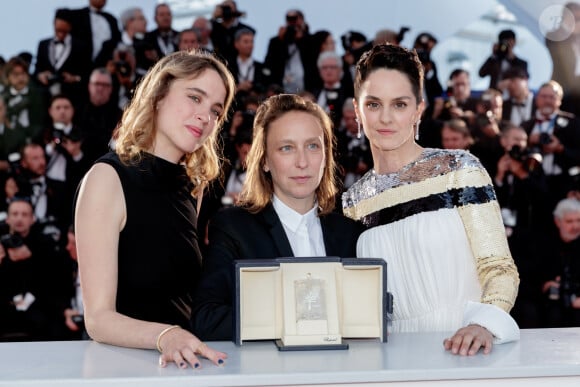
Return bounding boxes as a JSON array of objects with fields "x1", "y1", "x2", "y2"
[
  {"x1": 158, "y1": 327, "x2": 227, "y2": 369},
  {"x1": 443, "y1": 324, "x2": 493, "y2": 356}
]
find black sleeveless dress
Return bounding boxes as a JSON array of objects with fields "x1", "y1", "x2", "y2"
[{"x1": 96, "y1": 152, "x2": 202, "y2": 327}]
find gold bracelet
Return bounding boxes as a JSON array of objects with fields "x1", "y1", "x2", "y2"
[{"x1": 156, "y1": 325, "x2": 180, "y2": 353}]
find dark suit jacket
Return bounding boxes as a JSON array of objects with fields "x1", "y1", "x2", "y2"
[
  {"x1": 191, "y1": 204, "x2": 365, "y2": 340},
  {"x1": 520, "y1": 111, "x2": 580, "y2": 204},
  {"x1": 34, "y1": 37, "x2": 92, "y2": 106},
  {"x1": 68, "y1": 7, "x2": 121, "y2": 68},
  {"x1": 521, "y1": 111, "x2": 580, "y2": 172},
  {"x1": 263, "y1": 33, "x2": 317, "y2": 93},
  {"x1": 313, "y1": 86, "x2": 352, "y2": 129},
  {"x1": 478, "y1": 55, "x2": 528, "y2": 90},
  {"x1": 144, "y1": 28, "x2": 179, "y2": 59},
  {"x1": 226, "y1": 57, "x2": 271, "y2": 94},
  {"x1": 501, "y1": 98, "x2": 536, "y2": 125}
]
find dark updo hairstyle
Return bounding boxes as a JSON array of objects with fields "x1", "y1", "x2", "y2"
[{"x1": 354, "y1": 43, "x2": 424, "y2": 105}]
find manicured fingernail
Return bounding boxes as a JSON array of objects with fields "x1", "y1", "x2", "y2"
[
  {"x1": 218, "y1": 359, "x2": 224, "y2": 365},
  {"x1": 179, "y1": 362, "x2": 186, "y2": 368},
  {"x1": 194, "y1": 363, "x2": 200, "y2": 368}
]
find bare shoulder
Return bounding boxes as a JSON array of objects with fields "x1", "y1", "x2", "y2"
[
  {"x1": 80, "y1": 162, "x2": 121, "y2": 193},
  {"x1": 76, "y1": 162, "x2": 126, "y2": 228}
]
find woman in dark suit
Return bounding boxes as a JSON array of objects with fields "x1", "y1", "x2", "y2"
[{"x1": 191, "y1": 94, "x2": 365, "y2": 340}]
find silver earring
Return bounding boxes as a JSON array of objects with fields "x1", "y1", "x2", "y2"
[
  {"x1": 414, "y1": 120, "x2": 421, "y2": 141},
  {"x1": 356, "y1": 118, "x2": 362, "y2": 139}
]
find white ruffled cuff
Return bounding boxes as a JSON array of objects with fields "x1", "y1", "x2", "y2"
[{"x1": 463, "y1": 301, "x2": 520, "y2": 344}]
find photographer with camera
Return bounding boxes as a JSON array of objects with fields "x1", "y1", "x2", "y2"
[
  {"x1": 106, "y1": 44, "x2": 138, "y2": 110},
  {"x1": 42, "y1": 95, "x2": 90, "y2": 212},
  {"x1": 0, "y1": 98, "x2": 27, "y2": 179},
  {"x1": 538, "y1": 198, "x2": 580, "y2": 327},
  {"x1": 478, "y1": 29, "x2": 528, "y2": 91},
  {"x1": 469, "y1": 88, "x2": 505, "y2": 177},
  {"x1": 494, "y1": 125, "x2": 547, "y2": 236},
  {"x1": 413, "y1": 32, "x2": 443, "y2": 110},
  {"x1": 521, "y1": 81, "x2": 580, "y2": 215},
  {"x1": 340, "y1": 30, "x2": 367, "y2": 90},
  {"x1": 264, "y1": 9, "x2": 315, "y2": 93},
  {"x1": 0, "y1": 197, "x2": 64, "y2": 340},
  {"x1": 210, "y1": 1, "x2": 254, "y2": 61}
]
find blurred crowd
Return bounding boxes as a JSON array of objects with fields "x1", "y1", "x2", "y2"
[{"x1": 1, "y1": 0, "x2": 580, "y2": 341}]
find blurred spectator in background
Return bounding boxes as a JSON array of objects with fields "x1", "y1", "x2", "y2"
[
  {"x1": 34, "y1": 8, "x2": 91, "y2": 113},
  {"x1": 340, "y1": 30, "x2": 367, "y2": 91},
  {"x1": 42, "y1": 95, "x2": 90, "y2": 208},
  {"x1": 414, "y1": 32, "x2": 443, "y2": 111},
  {"x1": 336, "y1": 99, "x2": 372, "y2": 189},
  {"x1": 226, "y1": 28, "x2": 270, "y2": 104},
  {"x1": 177, "y1": 28, "x2": 201, "y2": 52},
  {"x1": 0, "y1": 197, "x2": 63, "y2": 341},
  {"x1": 118, "y1": 7, "x2": 156, "y2": 85},
  {"x1": 210, "y1": 0, "x2": 255, "y2": 61},
  {"x1": 145, "y1": 3, "x2": 178, "y2": 59},
  {"x1": 77, "y1": 68, "x2": 122, "y2": 165},
  {"x1": 1, "y1": 57, "x2": 46, "y2": 142},
  {"x1": 192, "y1": 16, "x2": 214, "y2": 52},
  {"x1": 540, "y1": 198, "x2": 580, "y2": 327},
  {"x1": 68, "y1": 0, "x2": 121, "y2": 68},
  {"x1": 313, "y1": 51, "x2": 352, "y2": 128},
  {"x1": 0, "y1": 95, "x2": 26, "y2": 176},
  {"x1": 501, "y1": 67, "x2": 535, "y2": 126},
  {"x1": 493, "y1": 125, "x2": 547, "y2": 236},
  {"x1": 479, "y1": 29, "x2": 528, "y2": 91},
  {"x1": 432, "y1": 68, "x2": 477, "y2": 125},
  {"x1": 521, "y1": 80, "x2": 580, "y2": 211},
  {"x1": 264, "y1": 9, "x2": 315, "y2": 93},
  {"x1": 440, "y1": 118, "x2": 474, "y2": 150}
]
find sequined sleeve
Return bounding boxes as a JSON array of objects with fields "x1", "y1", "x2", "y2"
[
  {"x1": 454, "y1": 157, "x2": 519, "y2": 313},
  {"x1": 342, "y1": 149, "x2": 520, "y2": 312}
]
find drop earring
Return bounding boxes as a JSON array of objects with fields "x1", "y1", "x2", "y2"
[
  {"x1": 356, "y1": 117, "x2": 362, "y2": 139},
  {"x1": 414, "y1": 120, "x2": 421, "y2": 141}
]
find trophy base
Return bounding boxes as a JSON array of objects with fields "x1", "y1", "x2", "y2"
[{"x1": 275, "y1": 339, "x2": 349, "y2": 351}]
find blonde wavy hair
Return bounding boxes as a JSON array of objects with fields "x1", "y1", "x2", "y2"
[
  {"x1": 114, "y1": 50, "x2": 236, "y2": 196},
  {"x1": 238, "y1": 94, "x2": 338, "y2": 215}
]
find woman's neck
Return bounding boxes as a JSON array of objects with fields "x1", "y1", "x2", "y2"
[{"x1": 373, "y1": 143, "x2": 423, "y2": 175}]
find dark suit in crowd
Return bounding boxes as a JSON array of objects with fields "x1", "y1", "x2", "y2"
[
  {"x1": 34, "y1": 37, "x2": 92, "y2": 110},
  {"x1": 68, "y1": 7, "x2": 121, "y2": 68}
]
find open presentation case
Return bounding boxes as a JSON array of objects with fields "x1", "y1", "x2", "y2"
[{"x1": 234, "y1": 257, "x2": 393, "y2": 351}]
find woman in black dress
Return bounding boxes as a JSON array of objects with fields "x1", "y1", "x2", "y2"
[{"x1": 74, "y1": 50, "x2": 236, "y2": 369}]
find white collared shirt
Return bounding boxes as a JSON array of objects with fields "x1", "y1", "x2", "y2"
[
  {"x1": 237, "y1": 57, "x2": 255, "y2": 82},
  {"x1": 509, "y1": 92, "x2": 534, "y2": 127},
  {"x1": 90, "y1": 8, "x2": 112, "y2": 60},
  {"x1": 272, "y1": 195, "x2": 326, "y2": 257},
  {"x1": 531, "y1": 112, "x2": 561, "y2": 175},
  {"x1": 283, "y1": 43, "x2": 304, "y2": 93}
]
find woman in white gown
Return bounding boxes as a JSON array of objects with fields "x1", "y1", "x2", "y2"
[{"x1": 342, "y1": 43, "x2": 520, "y2": 356}]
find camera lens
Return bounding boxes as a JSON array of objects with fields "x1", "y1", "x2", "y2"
[{"x1": 539, "y1": 132, "x2": 552, "y2": 145}]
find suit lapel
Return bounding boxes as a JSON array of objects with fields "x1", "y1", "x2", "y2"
[
  {"x1": 261, "y1": 204, "x2": 294, "y2": 257},
  {"x1": 320, "y1": 215, "x2": 337, "y2": 256}
]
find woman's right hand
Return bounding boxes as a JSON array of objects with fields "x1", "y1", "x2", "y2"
[{"x1": 158, "y1": 327, "x2": 227, "y2": 369}]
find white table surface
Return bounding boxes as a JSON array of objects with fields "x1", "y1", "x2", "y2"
[{"x1": 1, "y1": 328, "x2": 580, "y2": 386}]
